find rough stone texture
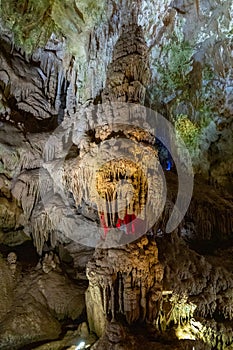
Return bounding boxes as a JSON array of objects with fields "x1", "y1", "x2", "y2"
[
  {"x1": 91, "y1": 321, "x2": 211, "y2": 350},
  {"x1": 0, "y1": 256, "x2": 15, "y2": 323},
  {"x1": 0, "y1": 0, "x2": 231, "y2": 252},
  {"x1": 102, "y1": 22, "x2": 150, "y2": 104},
  {"x1": 85, "y1": 172, "x2": 233, "y2": 348},
  {"x1": 140, "y1": 0, "x2": 233, "y2": 191},
  {"x1": 0, "y1": 301, "x2": 61, "y2": 350},
  {"x1": 0, "y1": 254, "x2": 86, "y2": 350},
  {"x1": 162, "y1": 172, "x2": 233, "y2": 242},
  {"x1": 156, "y1": 230, "x2": 233, "y2": 349},
  {"x1": 0, "y1": 0, "x2": 232, "y2": 190},
  {"x1": 4, "y1": 19, "x2": 162, "y2": 255},
  {"x1": 0, "y1": 0, "x2": 232, "y2": 349},
  {"x1": 86, "y1": 236, "x2": 163, "y2": 337},
  {"x1": 0, "y1": 34, "x2": 74, "y2": 131},
  {"x1": 60, "y1": 242, "x2": 94, "y2": 279},
  {"x1": 31, "y1": 322, "x2": 97, "y2": 350}
]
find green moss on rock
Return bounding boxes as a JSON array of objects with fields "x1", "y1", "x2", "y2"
[{"x1": 0, "y1": 0, "x2": 106, "y2": 53}]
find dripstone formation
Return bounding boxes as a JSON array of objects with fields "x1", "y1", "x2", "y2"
[
  {"x1": 102, "y1": 21, "x2": 150, "y2": 104},
  {"x1": 86, "y1": 236, "x2": 163, "y2": 336},
  {"x1": 85, "y1": 19, "x2": 164, "y2": 339},
  {"x1": 0, "y1": 1, "x2": 233, "y2": 349}
]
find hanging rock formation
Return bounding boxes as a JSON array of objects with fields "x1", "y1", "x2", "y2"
[
  {"x1": 30, "y1": 16, "x2": 164, "y2": 251},
  {"x1": 0, "y1": 0, "x2": 233, "y2": 349}
]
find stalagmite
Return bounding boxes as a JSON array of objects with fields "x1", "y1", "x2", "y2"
[{"x1": 86, "y1": 236, "x2": 164, "y2": 335}]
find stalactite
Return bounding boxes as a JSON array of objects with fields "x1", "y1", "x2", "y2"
[
  {"x1": 103, "y1": 287, "x2": 107, "y2": 315},
  {"x1": 118, "y1": 272, "x2": 123, "y2": 314},
  {"x1": 111, "y1": 286, "x2": 115, "y2": 321},
  {"x1": 11, "y1": 170, "x2": 40, "y2": 220},
  {"x1": 31, "y1": 203, "x2": 59, "y2": 255}
]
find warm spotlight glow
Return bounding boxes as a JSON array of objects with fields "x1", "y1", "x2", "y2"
[
  {"x1": 176, "y1": 324, "x2": 196, "y2": 340},
  {"x1": 175, "y1": 317, "x2": 205, "y2": 340}
]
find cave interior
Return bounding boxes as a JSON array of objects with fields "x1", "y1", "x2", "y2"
[{"x1": 0, "y1": 1, "x2": 233, "y2": 349}]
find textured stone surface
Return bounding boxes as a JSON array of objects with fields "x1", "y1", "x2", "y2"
[
  {"x1": 0, "y1": 0, "x2": 232, "y2": 252},
  {"x1": 102, "y1": 22, "x2": 150, "y2": 104},
  {"x1": 0, "y1": 0, "x2": 232, "y2": 349},
  {"x1": 0, "y1": 254, "x2": 86, "y2": 349},
  {"x1": 31, "y1": 322, "x2": 97, "y2": 350},
  {"x1": 91, "y1": 321, "x2": 211, "y2": 350},
  {"x1": 141, "y1": 0, "x2": 233, "y2": 190},
  {"x1": 0, "y1": 256, "x2": 15, "y2": 323},
  {"x1": 155, "y1": 230, "x2": 233, "y2": 348},
  {"x1": 86, "y1": 236, "x2": 163, "y2": 336}
]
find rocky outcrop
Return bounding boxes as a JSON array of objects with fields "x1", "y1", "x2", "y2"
[
  {"x1": 0, "y1": 34, "x2": 75, "y2": 132},
  {"x1": 0, "y1": 256, "x2": 15, "y2": 323},
  {"x1": 91, "y1": 320, "x2": 211, "y2": 350},
  {"x1": 30, "y1": 322, "x2": 97, "y2": 350},
  {"x1": 156, "y1": 230, "x2": 233, "y2": 349},
  {"x1": 0, "y1": 0, "x2": 232, "y2": 253},
  {"x1": 0, "y1": 0, "x2": 123, "y2": 131},
  {"x1": 0, "y1": 253, "x2": 85, "y2": 350},
  {"x1": 142, "y1": 0, "x2": 233, "y2": 191},
  {"x1": 161, "y1": 172, "x2": 233, "y2": 242}
]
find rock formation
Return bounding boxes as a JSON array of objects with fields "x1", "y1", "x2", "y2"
[
  {"x1": 0, "y1": 0, "x2": 232, "y2": 349},
  {"x1": 0, "y1": 249, "x2": 87, "y2": 349},
  {"x1": 86, "y1": 236, "x2": 163, "y2": 336}
]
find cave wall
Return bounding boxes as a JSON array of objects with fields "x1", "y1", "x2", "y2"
[
  {"x1": 0, "y1": 0, "x2": 232, "y2": 250},
  {"x1": 140, "y1": 0, "x2": 233, "y2": 190},
  {"x1": 0, "y1": 1, "x2": 232, "y2": 349}
]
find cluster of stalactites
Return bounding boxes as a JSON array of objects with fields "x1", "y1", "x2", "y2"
[
  {"x1": 63, "y1": 138, "x2": 163, "y2": 234},
  {"x1": 95, "y1": 159, "x2": 147, "y2": 227}
]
